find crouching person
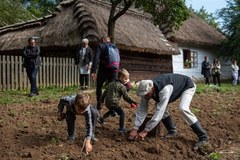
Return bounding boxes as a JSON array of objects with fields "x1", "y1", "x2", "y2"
[
  {"x1": 128, "y1": 73, "x2": 208, "y2": 150},
  {"x1": 57, "y1": 93, "x2": 99, "y2": 152}
]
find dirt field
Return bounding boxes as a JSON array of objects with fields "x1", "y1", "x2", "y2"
[{"x1": 0, "y1": 90, "x2": 239, "y2": 160}]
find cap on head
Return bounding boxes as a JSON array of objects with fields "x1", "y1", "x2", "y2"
[{"x1": 136, "y1": 80, "x2": 153, "y2": 96}]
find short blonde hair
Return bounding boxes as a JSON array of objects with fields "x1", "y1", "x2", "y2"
[
  {"x1": 118, "y1": 68, "x2": 129, "y2": 79},
  {"x1": 74, "y1": 93, "x2": 91, "y2": 110},
  {"x1": 82, "y1": 38, "x2": 89, "y2": 44},
  {"x1": 102, "y1": 35, "x2": 111, "y2": 43}
]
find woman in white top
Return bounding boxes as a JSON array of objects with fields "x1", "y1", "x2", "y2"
[
  {"x1": 212, "y1": 58, "x2": 221, "y2": 86},
  {"x1": 74, "y1": 38, "x2": 93, "y2": 90},
  {"x1": 231, "y1": 59, "x2": 239, "y2": 86}
]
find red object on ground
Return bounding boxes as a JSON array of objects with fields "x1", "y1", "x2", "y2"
[{"x1": 130, "y1": 103, "x2": 137, "y2": 108}]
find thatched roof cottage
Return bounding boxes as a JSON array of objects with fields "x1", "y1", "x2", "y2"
[
  {"x1": 0, "y1": 0, "x2": 180, "y2": 90},
  {"x1": 0, "y1": 0, "x2": 228, "y2": 90},
  {"x1": 165, "y1": 13, "x2": 229, "y2": 80}
]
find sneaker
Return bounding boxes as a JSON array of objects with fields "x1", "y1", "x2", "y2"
[
  {"x1": 111, "y1": 111, "x2": 117, "y2": 117},
  {"x1": 118, "y1": 128, "x2": 126, "y2": 133},
  {"x1": 67, "y1": 135, "x2": 75, "y2": 141},
  {"x1": 29, "y1": 93, "x2": 37, "y2": 97},
  {"x1": 81, "y1": 86, "x2": 85, "y2": 90},
  {"x1": 193, "y1": 140, "x2": 208, "y2": 151}
]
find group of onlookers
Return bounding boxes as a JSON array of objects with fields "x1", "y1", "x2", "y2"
[{"x1": 201, "y1": 56, "x2": 239, "y2": 86}]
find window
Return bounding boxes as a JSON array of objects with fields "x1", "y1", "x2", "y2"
[{"x1": 183, "y1": 49, "x2": 198, "y2": 68}]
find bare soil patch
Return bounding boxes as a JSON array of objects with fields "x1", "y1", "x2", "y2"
[{"x1": 0, "y1": 91, "x2": 239, "y2": 160}]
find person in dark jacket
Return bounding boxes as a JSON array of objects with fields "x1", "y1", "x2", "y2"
[
  {"x1": 23, "y1": 37, "x2": 41, "y2": 97},
  {"x1": 201, "y1": 56, "x2": 211, "y2": 85},
  {"x1": 91, "y1": 36, "x2": 120, "y2": 110},
  {"x1": 57, "y1": 93, "x2": 99, "y2": 153},
  {"x1": 74, "y1": 38, "x2": 93, "y2": 90},
  {"x1": 128, "y1": 74, "x2": 208, "y2": 151},
  {"x1": 98, "y1": 69, "x2": 137, "y2": 133}
]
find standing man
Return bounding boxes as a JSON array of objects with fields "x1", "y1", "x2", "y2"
[
  {"x1": 201, "y1": 56, "x2": 211, "y2": 85},
  {"x1": 91, "y1": 36, "x2": 120, "y2": 110},
  {"x1": 128, "y1": 73, "x2": 208, "y2": 150},
  {"x1": 23, "y1": 37, "x2": 41, "y2": 97}
]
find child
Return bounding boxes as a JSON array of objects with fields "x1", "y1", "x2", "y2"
[
  {"x1": 98, "y1": 68, "x2": 137, "y2": 133},
  {"x1": 57, "y1": 93, "x2": 99, "y2": 153}
]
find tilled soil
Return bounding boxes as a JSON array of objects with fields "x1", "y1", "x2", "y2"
[{"x1": 0, "y1": 90, "x2": 239, "y2": 160}]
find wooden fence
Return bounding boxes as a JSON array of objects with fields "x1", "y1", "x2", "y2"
[{"x1": 0, "y1": 55, "x2": 94, "y2": 91}]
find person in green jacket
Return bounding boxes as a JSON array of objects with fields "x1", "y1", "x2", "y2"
[{"x1": 98, "y1": 69, "x2": 137, "y2": 133}]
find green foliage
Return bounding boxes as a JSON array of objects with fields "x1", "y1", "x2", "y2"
[
  {"x1": 209, "y1": 152, "x2": 221, "y2": 160},
  {"x1": 0, "y1": 86, "x2": 80, "y2": 106},
  {"x1": 0, "y1": 0, "x2": 63, "y2": 27},
  {"x1": 107, "y1": 0, "x2": 189, "y2": 42},
  {"x1": 59, "y1": 154, "x2": 70, "y2": 160},
  {"x1": 0, "y1": 0, "x2": 32, "y2": 27},
  {"x1": 189, "y1": 6, "x2": 219, "y2": 29},
  {"x1": 22, "y1": 0, "x2": 62, "y2": 18},
  {"x1": 135, "y1": 0, "x2": 189, "y2": 30},
  {"x1": 218, "y1": 0, "x2": 240, "y2": 62}
]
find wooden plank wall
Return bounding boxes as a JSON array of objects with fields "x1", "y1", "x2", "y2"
[
  {"x1": 0, "y1": 55, "x2": 84, "y2": 91},
  {"x1": 121, "y1": 53, "x2": 173, "y2": 81},
  {"x1": 0, "y1": 53, "x2": 172, "y2": 91}
]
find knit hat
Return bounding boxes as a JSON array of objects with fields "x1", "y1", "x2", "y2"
[{"x1": 137, "y1": 80, "x2": 153, "y2": 96}]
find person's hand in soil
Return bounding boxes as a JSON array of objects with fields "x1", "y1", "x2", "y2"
[
  {"x1": 137, "y1": 130, "x2": 148, "y2": 140},
  {"x1": 128, "y1": 128, "x2": 138, "y2": 141},
  {"x1": 85, "y1": 139, "x2": 92, "y2": 153}
]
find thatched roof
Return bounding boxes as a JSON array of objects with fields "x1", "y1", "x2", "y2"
[
  {"x1": 166, "y1": 13, "x2": 226, "y2": 47},
  {"x1": 0, "y1": 0, "x2": 178, "y2": 55}
]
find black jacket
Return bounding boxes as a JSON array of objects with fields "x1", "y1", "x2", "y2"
[
  {"x1": 91, "y1": 42, "x2": 120, "y2": 73},
  {"x1": 74, "y1": 46, "x2": 93, "y2": 65},
  {"x1": 22, "y1": 45, "x2": 41, "y2": 68}
]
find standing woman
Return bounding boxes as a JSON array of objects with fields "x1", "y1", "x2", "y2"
[
  {"x1": 74, "y1": 38, "x2": 93, "y2": 90},
  {"x1": 212, "y1": 58, "x2": 221, "y2": 86},
  {"x1": 231, "y1": 59, "x2": 239, "y2": 86}
]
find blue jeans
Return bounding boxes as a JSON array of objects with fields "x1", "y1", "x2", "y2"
[{"x1": 26, "y1": 67, "x2": 39, "y2": 94}]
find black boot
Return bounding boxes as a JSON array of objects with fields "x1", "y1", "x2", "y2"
[
  {"x1": 162, "y1": 115, "x2": 178, "y2": 138},
  {"x1": 190, "y1": 121, "x2": 208, "y2": 150}
]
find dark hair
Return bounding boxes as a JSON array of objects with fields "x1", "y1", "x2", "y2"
[
  {"x1": 74, "y1": 93, "x2": 91, "y2": 110},
  {"x1": 28, "y1": 37, "x2": 35, "y2": 43}
]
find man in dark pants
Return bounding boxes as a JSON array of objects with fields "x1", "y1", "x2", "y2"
[
  {"x1": 201, "y1": 56, "x2": 211, "y2": 85},
  {"x1": 91, "y1": 36, "x2": 119, "y2": 110},
  {"x1": 23, "y1": 37, "x2": 41, "y2": 97},
  {"x1": 128, "y1": 73, "x2": 208, "y2": 151}
]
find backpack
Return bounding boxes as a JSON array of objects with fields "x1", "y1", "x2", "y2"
[{"x1": 104, "y1": 43, "x2": 120, "y2": 71}]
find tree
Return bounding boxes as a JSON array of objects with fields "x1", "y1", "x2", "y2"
[
  {"x1": 21, "y1": 0, "x2": 63, "y2": 17},
  {"x1": 218, "y1": 0, "x2": 240, "y2": 61},
  {"x1": 0, "y1": 0, "x2": 31, "y2": 27},
  {"x1": 0, "y1": 0, "x2": 63, "y2": 27},
  {"x1": 105, "y1": 0, "x2": 189, "y2": 42},
  {"x1": 189, "y1": 6, "x2": 219, "y2": 29}
]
